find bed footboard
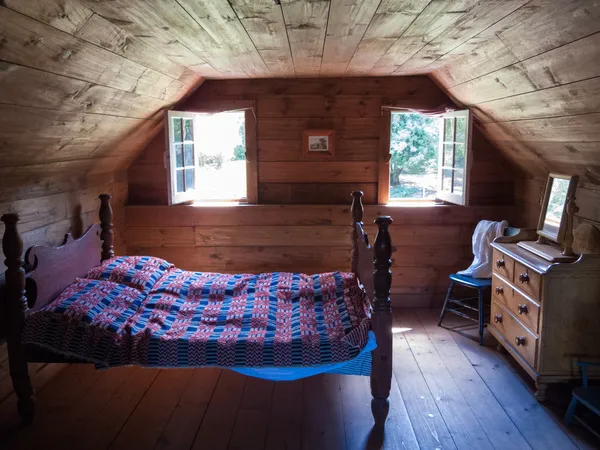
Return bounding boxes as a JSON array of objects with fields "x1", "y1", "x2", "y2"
[{"x1": 370, "y1": 216, "x2": 393, "y2": 427}]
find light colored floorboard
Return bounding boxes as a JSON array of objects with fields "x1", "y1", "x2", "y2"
[
  {"x1": 416, "y1": 309, "x2": 532, "y2": 450},
  {"x1": 438, "y1": 311, "x2": 580, "y2": 450}
]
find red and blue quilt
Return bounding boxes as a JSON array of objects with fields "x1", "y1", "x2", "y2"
[{"x1": 23, "y1": 256, "x2": 371, "y2": 369}]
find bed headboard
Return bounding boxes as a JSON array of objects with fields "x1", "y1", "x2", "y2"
[{"x1": 1, "y1": 194, "x2": 114, "y2": 313}]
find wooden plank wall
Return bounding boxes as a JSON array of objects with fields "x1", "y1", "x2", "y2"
[
  {"x1": 126, "y1": 204, "x2": 515, "y2": 308},
  {"x1": 126, "y1": 77, "x2": 516, "y2": 308},
  {"x1": 430, "y1": 2, "x2": 600, "y2": 233},
  {"x1": 129, "y1": 77, "x2": 512, "y2": 205},
  {"x1": 514, "y1": 177, "x2": 600, "y2": 233},
  {"x1": 0, "y1": 172, "x2": 128, "y2": 404}
]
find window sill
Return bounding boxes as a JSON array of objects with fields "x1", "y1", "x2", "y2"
[
  {"x1": 190, "y1": 200, "x2": 248, "y2": 207},
  {"x1": 386, "y1": 200, "x2": 443, "y2": 207}
]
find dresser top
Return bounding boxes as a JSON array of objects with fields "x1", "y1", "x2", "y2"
[{"x1": 491, "y1": 242, "x2": 557, "y2": 274}]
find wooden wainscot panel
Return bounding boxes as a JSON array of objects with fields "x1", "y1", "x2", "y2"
[
  {"x1": 258, "y1": 183, "x2": 378, "y2": 205},
  {"x1": 125, "y1": 227, "x2": 196, "y2": 247},
  {"x1": 126, "y1": 205, "x2": 515, "y2": 228}
]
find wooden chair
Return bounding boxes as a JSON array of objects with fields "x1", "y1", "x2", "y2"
[
  {"x1": 437, "y1": 274, "x2": 491, "y2": 345},
  {"x1": 564, "y1": 361, "x2": 600, "y2": 439},
  {"x1": 437, "y1": 226, "x2": 519, "y2": 345}
]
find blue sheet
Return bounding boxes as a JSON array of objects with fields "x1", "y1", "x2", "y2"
[{"x1": 231, "y1": 331, "x2": 376, "y2": 381}]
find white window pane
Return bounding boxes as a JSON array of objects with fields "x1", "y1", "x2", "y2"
[
  {"x1": 175, "y1": 144, "x2": 183, "y2": 168},
  {"x1": 184, "y1": 143, "x2": 194, "y2": 166},
  {"x1": 176, "y1": 169, "x2": 184, "y2": 193},
  {"x1": 455, "y1": 143, "x2": 465, "y2": 169},
  {"x1": 442, "y1": 168, "x2": 453, "y2": 192},
  {"x1": 453, "y1": 169, "x2": 464, "y2": 195},
  {"x1": 185, "y1": 168, "x2": 195, "y2": 191},
  {"x1": 444, "y1": 118, "x2": 454, "y2": 142},
  {"x1": 183, "y1": 118, "x2": 193, "y2": 141},
  {"x1": 173, "y1": 118, "x2": 182, "y2": 142},
  {"x1": 443, "y1": 143, "x2": 454, "y2": 167},
  {"x1": 455, "y1": 117, "x2": 466, "y2": 143}
]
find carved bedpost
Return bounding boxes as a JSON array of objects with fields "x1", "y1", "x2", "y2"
[
  {"x1": 351, "y1": 190, "x2": 364, "y2": 274},
  {"x1": 1, "y1": 213, "x2": 35, "y2": 424},
  {"x1": 99, "y1": 194, "x2": 114, "y2": 261},
  {"x1": 371, "y1": 215, "x2": 393, "y2": 428}
]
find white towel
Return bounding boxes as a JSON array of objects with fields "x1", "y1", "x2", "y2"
[{"x1": 458, "y1": 220, "x2": 508, "y2": 279}]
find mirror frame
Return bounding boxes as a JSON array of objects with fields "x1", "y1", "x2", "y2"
[{"x1": 537, "y1": 173, "x2": 579, "y2": 244}]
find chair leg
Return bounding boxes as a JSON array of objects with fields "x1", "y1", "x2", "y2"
[
  {"x1": 438, "y1": 282, "x2": 455, "y2": 326},
  {"x1": 478, "y1": 288, "x2": 485, "y2": 346},
  {"x1": 564, "y1": 397, "x2": 578, "y2": 425}
]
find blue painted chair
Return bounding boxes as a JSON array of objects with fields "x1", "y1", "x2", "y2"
[
  {"x1": 437, "y1": 274, "x2": 491, "y2": 345},
  {"x1": 437, "y1": 226, "x2": 518, "y2": 345},
  {"x1": 564, "y1": 361, "x2": 600, "y2": 439}
]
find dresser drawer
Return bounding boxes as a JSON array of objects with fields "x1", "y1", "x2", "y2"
[
  {"x1": 514, "y1": 261, "x2": 541, "y2": 301},
  {"x1": 492, "y1": 249, "x2": 514, "y2": 281},
  {"x1": 491, "y1": 301, "x2": 538, "y2": 368},
  {"x1": 492, "y1": 274, "x2": 512, "y2": 304},
  {"x1": 510, "y1": 289, "x2": 540, "y2": 333}
]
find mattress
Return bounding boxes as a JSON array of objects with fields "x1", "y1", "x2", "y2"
[{"x1": 23, "y1": 256, "x2": 373, "y2": 378}]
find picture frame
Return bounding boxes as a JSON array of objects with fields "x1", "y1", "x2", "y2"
[{"x1": 303, "y1": 129, "x2": 335, "y2": 157}]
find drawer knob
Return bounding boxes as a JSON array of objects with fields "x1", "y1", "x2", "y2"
[
  {"x1": 495, "y1": 286, "x2": 504, "y2": 295},
  {"x1": 517, "y1": 304, "x2": 528, "y2": 315},
  {"x1": 515, "y1": 336, "x2": 526, "y2": 346},
  {"x1": 496, "y1": 259, "x2": 505, "y2": 268},
  {"x1": 493, "y1": 314, "x2": 502, "y2": 323},
  {"x1": 518, "y1": 273, "x2": 530, "y2": 284}
]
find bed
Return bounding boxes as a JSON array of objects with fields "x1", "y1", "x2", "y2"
[{"x1": 1, "y1": 191, "x2": 393, "y2": 428}]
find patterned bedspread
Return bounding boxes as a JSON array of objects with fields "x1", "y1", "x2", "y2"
[{"x1": 23, "y1": 257, "x2": 371, "y2": 369}]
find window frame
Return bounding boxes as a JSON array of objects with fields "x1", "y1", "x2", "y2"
[
  {"x1": 436, "y1": 109, "x2": 472, "y2": 206},
  {"x1": 165, "y1": 101, "x2": 257, "y2": 205},
  {"x1": 379, "y1": 107, "x2": 472, "y2": 206}
]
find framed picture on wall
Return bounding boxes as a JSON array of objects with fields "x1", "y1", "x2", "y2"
[{"x1": 303, "y1": 130, "x2": 335, "y2": 157}]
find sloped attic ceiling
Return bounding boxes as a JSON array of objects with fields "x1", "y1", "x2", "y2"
[{"x1": 1, "y1": 0, "x2": 599, "y2": 200}]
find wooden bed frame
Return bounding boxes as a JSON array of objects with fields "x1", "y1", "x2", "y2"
[{"x1": 1, "y1": 191, "x2": 393, "y2": 428}]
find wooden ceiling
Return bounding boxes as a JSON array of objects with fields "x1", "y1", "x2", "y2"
[{"x1": 1, "y1": 0, "x2": 599, "y2": 196}]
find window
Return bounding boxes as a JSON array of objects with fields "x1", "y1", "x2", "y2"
[
  {"x1": 166, "y1": 107, "x2": 257, "y2": 204},
  {"x1": 381, "y1": 109, "x2": 472, "y2": 206}
]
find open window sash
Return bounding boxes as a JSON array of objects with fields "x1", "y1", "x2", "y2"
[
  {"x1": 166, "y1": 107, "x2": 256, "y2": 205},
  {"x1": 167, "y1": 110, "x2": 199, "y2": 205},
  {"x1": 436, "y1": 109, "x2": 472, "y2": 206}
]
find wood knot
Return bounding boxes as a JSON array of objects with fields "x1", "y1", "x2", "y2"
[
  {"x1": 0, "y1": 36, "x2": 7, "y2": 49},
  {"x1": 61, "y1": 49, "x2": 74, "y2": 60},
  {"x1": 27, "y1": 36, "x2": 44, "y2": 47}
]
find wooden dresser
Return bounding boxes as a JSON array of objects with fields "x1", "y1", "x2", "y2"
[{"x1": 489, "y1": 233, "x2": 600, "y2": 400}]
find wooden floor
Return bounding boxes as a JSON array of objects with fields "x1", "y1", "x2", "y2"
[{"x1": 0, "y1": 309, "x2": 596, "y2": 450}]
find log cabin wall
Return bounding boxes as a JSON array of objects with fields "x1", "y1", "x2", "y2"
[
  {"x1": 429, "y1": 1, "x2": 600, "y2": 236},
  {"x1": 0, "y1": 1, "x2": 204, "y2": 399},
  {"x1": 126, "y1": 77, "x2": 517, "y2": 307}
]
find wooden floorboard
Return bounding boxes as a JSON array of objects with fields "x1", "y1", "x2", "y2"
[
  {"x1": 264, "y1": 379, "x2": 303, "y2": 450},
  {"x1": 415, "y1": 309, "x2": 532, "y2": 450},
  {"x1": 434, "y1": 310, "x2": 581, "y2": 450},
  {"x1": 0, "y1": 309, "x2": 592, "y2": 450}
]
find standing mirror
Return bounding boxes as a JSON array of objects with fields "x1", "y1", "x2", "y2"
[
  {"x1": 517, "y1": 173, "x2": 579, "y2": 262},
  {"x1": 537, "y1": 173, "x2": 579, "y2": 244}
]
